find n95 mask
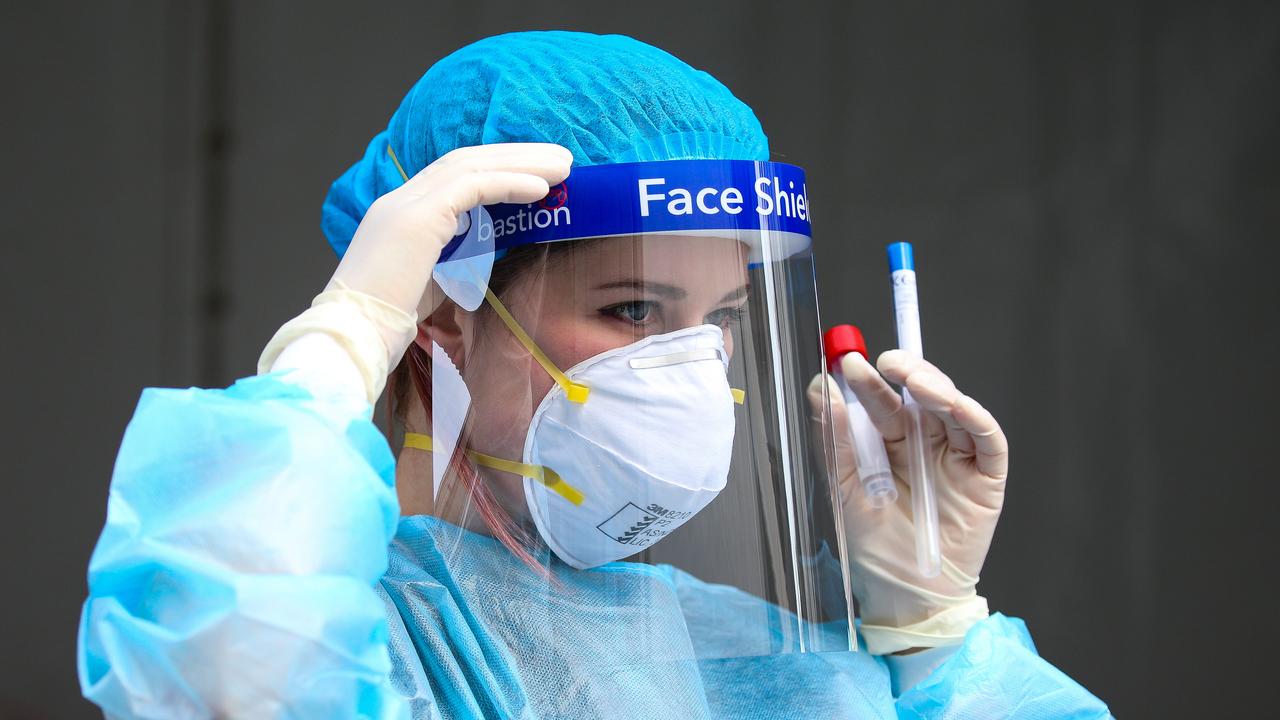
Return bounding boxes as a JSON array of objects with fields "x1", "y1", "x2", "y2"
[{"x1": 523, "y1": 324, "x2": 737, "y2": 569}]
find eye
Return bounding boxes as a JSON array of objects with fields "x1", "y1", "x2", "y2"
[
  {"x1": 705, "y1": 304, "x2": 747, "y2": 328},
  {"x1": 601, "y1": 301, "x2": 656, "y2": 325}
]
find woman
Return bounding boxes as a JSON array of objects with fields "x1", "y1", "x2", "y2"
[{"x1": 78, "y1": 31, "x2": 1110, "y2": 718}]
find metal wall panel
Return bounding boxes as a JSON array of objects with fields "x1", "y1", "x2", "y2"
[{"x1": 1, "y1": 2, "x2": 208, "y2": 716}]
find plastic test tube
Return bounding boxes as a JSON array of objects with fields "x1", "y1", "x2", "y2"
[
  {"x1": 822, "y1": 325, "x2": 898, "y2": 508},
  {"x1": 887, "y1": 242, "x2": 942, "y2": 578}
]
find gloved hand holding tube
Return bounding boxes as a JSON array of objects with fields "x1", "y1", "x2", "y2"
[
  {"x1": 258, "y1": 143, "x2": 573, "y2": 403},
  {"x1": 807, "y1": 243, "x2": 1010, "y2": 656}
]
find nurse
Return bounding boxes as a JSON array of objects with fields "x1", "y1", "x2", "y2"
[{"x1": 78, "y1": 31, "x2": 1110, "y2": 719}]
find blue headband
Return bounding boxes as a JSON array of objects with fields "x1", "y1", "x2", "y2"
[{"x1": 437, "y1": 159, "x2": 811, "y2": 263}]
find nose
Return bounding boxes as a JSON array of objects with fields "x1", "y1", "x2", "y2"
[{"x1": 671, "y1": 311, "x2": 734, "y2": 360}]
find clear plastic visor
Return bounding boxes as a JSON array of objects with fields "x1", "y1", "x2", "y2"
[{"x1": 391, "y1": 160, "x2": 851, "y2": 681}]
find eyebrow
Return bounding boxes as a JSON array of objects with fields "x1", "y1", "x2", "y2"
[
  {"x1": 593, "y1": 280, "x2": 750, "y2": 304},
  {"x1": 594, "y1": 280, "x2": 687, "y2": 299},
  {"x1": 717, "y1": 284, "x2": 750, "y2": 304}
]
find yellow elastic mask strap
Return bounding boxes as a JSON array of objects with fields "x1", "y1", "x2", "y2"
[
  {"x1": 387, "y1": 143, "x2": 411, "y2": 182},
  {"x1": 482, "y1": 288, "x2": 590, "y2": 403},
  {"x1": 402, "y1": 432, "x2": 584, "y2": 506}
]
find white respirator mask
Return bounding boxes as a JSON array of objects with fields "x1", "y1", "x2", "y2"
[{"x1": 522, "y1": 324, "x2": 738, "y2": 569}]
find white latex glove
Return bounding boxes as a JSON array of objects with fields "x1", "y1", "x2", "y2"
[
  {"x1": 808, "y1": 350, "x2": 1009, "y2": 655},
  {"x1": 259, "y1": 143, "x2": 573, "y2": 402}
]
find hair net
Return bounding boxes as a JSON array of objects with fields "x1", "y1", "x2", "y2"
[{"x1": 321, "y1": 31, "x2": 769, "y2": 257}]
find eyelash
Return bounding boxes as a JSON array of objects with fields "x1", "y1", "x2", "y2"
[
  {"x1": 601, "y1": 301, "x2": 656, "y2": 325},
  {"x1": 599, "y1": 302, "x2": 746, "y2": 327},
  {"x1": 705, "y1": 304, "x2": 747, "y2": 327}
]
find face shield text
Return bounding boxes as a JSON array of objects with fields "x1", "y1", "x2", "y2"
[{"x1": 637, "y1": 177, "x2": 810, "y2": 221}]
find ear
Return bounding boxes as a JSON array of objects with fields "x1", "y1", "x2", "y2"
[{"x1": 416, "y1": 298, "x2": 468, "y2": 372}]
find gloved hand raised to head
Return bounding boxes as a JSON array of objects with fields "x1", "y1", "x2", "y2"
[
  {"x1": 808, "y1": 351, "x2": 1009, "y2": 656},
  {"x1": 259, "y1": 143, "x2": 573, "y2": 403}
]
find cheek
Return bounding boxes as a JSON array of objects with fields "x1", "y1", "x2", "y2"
[
  {"x1": 541, "y1": 320, "x2": 624, "y2": 381},
  {"x1": 458, "y1": 327, "x2": 570, "y2": 458},
  {"x1": 461, "y1": 316, "x2": 621, "y2": 457},
  {"x1": 460, "y1": 335, "x2": 542, "y2": 457}
]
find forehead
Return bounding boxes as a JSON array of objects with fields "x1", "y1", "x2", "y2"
[{"x1": 557, "y1": 234, "x2": 749, "y2": 286}]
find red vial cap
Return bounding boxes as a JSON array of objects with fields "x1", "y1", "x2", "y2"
[{"x1": 823, "y1": 324, "x2": 868, "y2": 371}]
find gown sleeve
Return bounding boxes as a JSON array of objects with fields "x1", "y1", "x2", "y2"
[
  {"x1": 893, "y1": 613, "x2": 1113, "y2": 719},
  {"x1": 76, "y1": 363, "x2": 409, "y2": 719}
]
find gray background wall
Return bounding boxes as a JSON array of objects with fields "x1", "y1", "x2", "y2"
[{"x1": 4, "y1": 1, "x2": 1277, "y2": 717}]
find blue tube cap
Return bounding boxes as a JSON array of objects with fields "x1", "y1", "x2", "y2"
[{"x1": 887, "y1": 242, "x2": 915, "y2": 272}]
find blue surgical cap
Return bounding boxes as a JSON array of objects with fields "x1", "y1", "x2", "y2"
[{"x1": 321, "y1": 31, "x2": 769, "y2": 257}]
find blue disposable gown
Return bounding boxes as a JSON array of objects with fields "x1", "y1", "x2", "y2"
[{"x1": 78, "y1": 374, "x2": 1111, "y2": 719}]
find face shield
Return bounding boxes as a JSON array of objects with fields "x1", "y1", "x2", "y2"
[{"x1": 395, "y1": 157, "x2": 854, "y2": 671}]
